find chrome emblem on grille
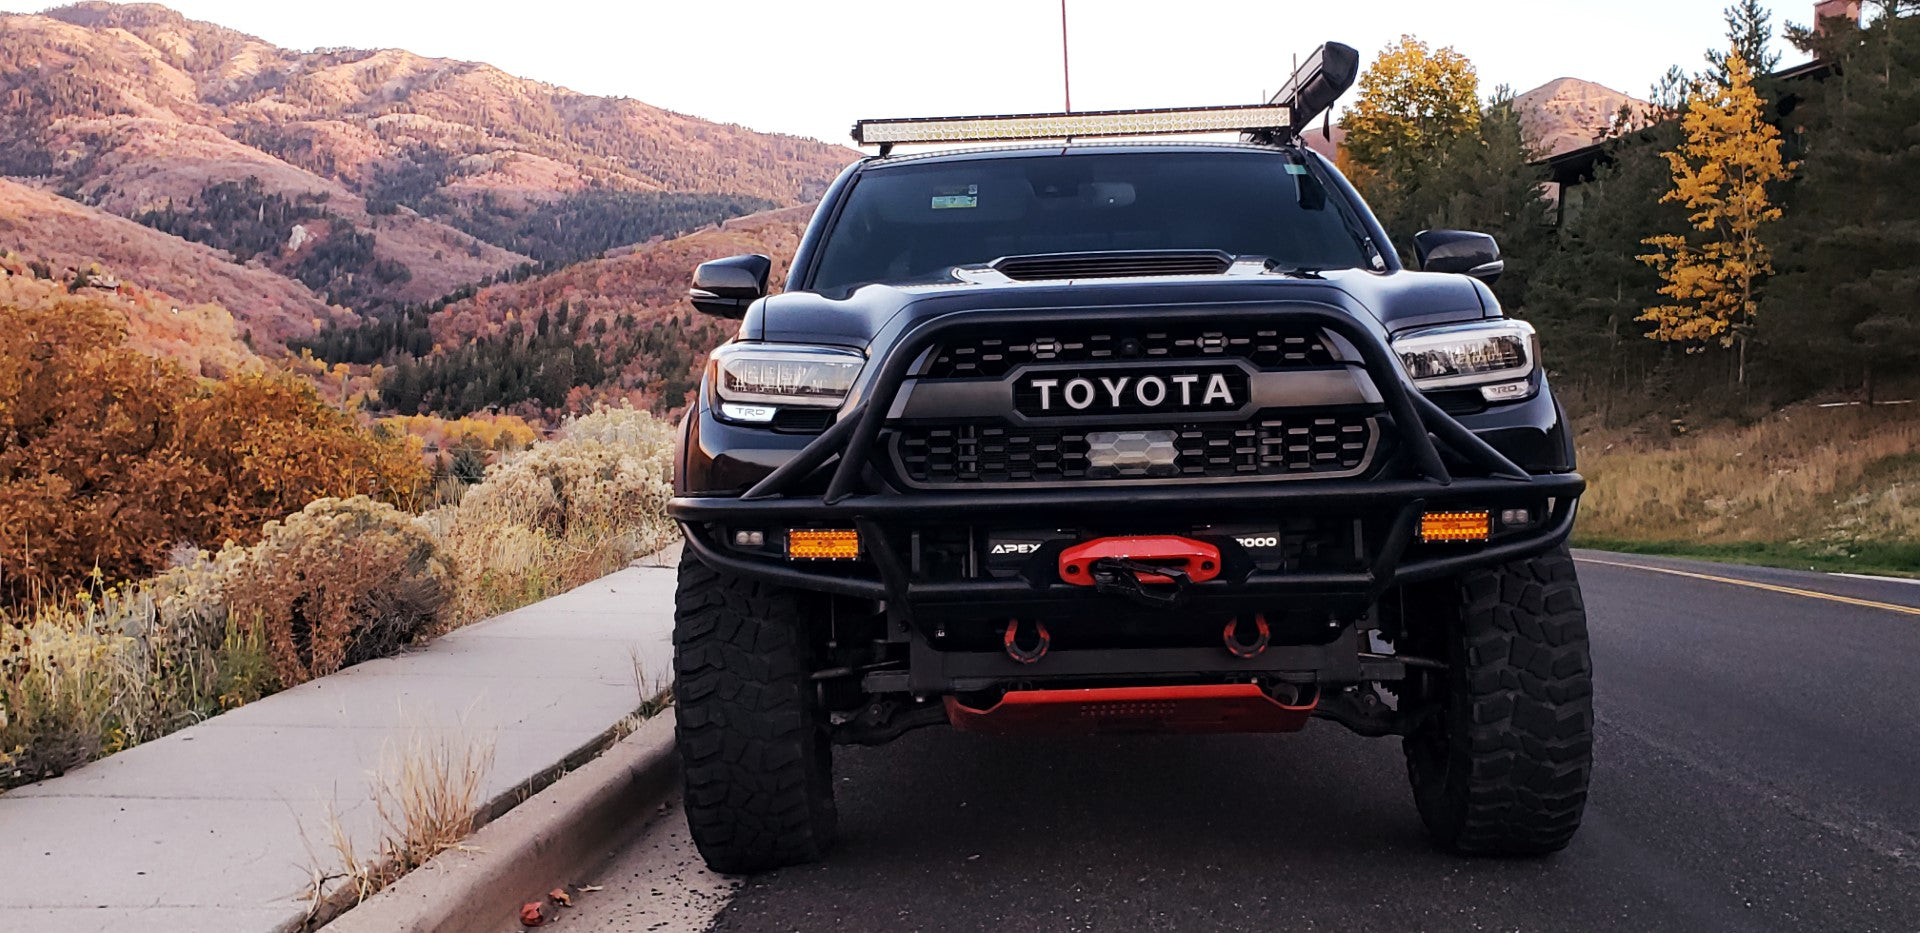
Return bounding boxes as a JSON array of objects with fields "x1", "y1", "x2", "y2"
[{"x1": 1086, "y1": 430, "x2": 1180, "y2": 478}]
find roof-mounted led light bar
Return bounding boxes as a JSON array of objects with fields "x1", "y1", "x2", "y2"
[{"x1": 851, "y1": 104, "x2": 1292, "y2": 148}]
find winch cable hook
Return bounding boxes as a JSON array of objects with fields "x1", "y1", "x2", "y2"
[{"x1": 1089, "y1": 557, "x2": 1194, "y2": 609}]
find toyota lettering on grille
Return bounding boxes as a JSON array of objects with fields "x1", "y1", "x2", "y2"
[{"x1": 1015, "y1": 367, "x2": 1247, "y2": 417}]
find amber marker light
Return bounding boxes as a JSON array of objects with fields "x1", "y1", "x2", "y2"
[
  {"x1": 1420, "y1": 511, "x2": 1492, "y2": 543},
  {"x1": 786, "y1": 529, "x2": 861, "y2": 560}
]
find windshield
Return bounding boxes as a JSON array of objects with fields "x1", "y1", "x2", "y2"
[{"x1": 809, "y1": 150, "x2": 1372, "y2": 292}]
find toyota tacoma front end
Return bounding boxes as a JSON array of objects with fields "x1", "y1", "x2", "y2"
[{"x1": 666, "y1": 44, "x2": 1593, "y2": 873}]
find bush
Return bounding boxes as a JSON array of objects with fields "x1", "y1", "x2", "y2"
[
  {"x1": 0, "y1": 295, "x2": 204, "y2": 605},
  {"x1": 0, "y1": 554, "x2": 251, "y2": 785},
  {"x1": 0, "y1": 294, "x2": 429, "y2": 605},
  {"x1": 227, "y1": 497, "x2": 449, "y2": 686},
  {"x1": 179, "y1": 373, "x2": 431, "y2": 542},
  {"x1": 438, "y1": 406, "x2": 675, "y2": 623}
]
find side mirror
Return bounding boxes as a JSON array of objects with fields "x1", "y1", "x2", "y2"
[
  {"x1": 689, "y1": 254, "x2": 772, "y2": 318},
  {"x1": 1413, "y1": 230, "x2": 1504, "y2": 284}
]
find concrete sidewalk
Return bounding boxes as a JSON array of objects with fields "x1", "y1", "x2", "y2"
[{"x1": 0, "y1": 556, "x2": 678, "y2": 933}]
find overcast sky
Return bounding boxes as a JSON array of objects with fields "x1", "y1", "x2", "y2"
[{"x1": 15, "y1": 0, "x2": 1807, "y2": 145}]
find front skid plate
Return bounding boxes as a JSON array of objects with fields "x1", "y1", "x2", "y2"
[{"x1": 945, "y1": 683, "x2": 1317, "y2": 735}]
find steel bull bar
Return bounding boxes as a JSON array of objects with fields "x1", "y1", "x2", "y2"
[{"x1": 669, "y1": 302, "x2": 1584, "y2": 610}]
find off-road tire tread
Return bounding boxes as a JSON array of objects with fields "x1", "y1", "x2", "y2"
[
  {"x1": 674, "y1": 548, "x2": 836, "y2": 873},
  {"x1": 1408, "y1": 545, "x2": 1593, "y2": 856}
]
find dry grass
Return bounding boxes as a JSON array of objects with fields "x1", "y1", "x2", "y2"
[
  {"x1": 1577, "y1": 405, "x2": 1920, "y2": 565},
  {"x1": 306, "y1": 725, "x2": 496, "y2": 912},
  {"x1": 0, "y1": 555, "x2": 274, "y2": 785},
  {"x1": 303, "y1": 645, "x2": 677, "y2": 917}
]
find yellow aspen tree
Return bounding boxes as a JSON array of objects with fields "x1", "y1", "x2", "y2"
[
  {"x1": 1340, "y1": 36, "x2": 1481, "y2": 214},
  {"x1": 1636, "y1": 51, "x2": 1794, "y2": 382}
]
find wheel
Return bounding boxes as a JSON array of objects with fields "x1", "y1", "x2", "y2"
[
  {"x1": 673, "y1": 547, "x2": 837, "y2": 873},
  {"x1": 1403, "y1": 544, "x2": 1594, "y2": 856}
]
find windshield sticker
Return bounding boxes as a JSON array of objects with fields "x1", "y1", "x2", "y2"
[
  {"x1": 931, "y1": 184, "x2": 979, "y2": 210},
  {"x1": 1285, "y1": 163, "x2": 1309, "y2": 175}
]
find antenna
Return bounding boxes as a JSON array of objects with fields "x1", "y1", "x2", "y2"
[{"x1": 1060, "y1": 0, "x2": 1072, "y2": 112}]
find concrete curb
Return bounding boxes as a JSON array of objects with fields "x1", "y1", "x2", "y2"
[{"x1": 322, "y1": 711, "x2": 680, "y2": 933}]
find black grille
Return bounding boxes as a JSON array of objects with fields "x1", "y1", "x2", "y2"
[
  {"x1": 924, "y1": 324, "x2": 1337, "y2": 379},
  {"x1": 892, "y1": 413, "x2": 1375, "y2": 486},
  {"x1": 993, "y1": 251, "x2": 1233, "y2": 281}
]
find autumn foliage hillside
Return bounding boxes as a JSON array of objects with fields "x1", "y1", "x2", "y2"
[
  {"x1": 0, "y1": 3, "x2": 853, "y2": 317},
  {"x1": 369, "y1": 206, "x2": 811, "y2": 419},
  {"x1": 0, "y1": 9, "x2": 531, "y2": 309},
  {"x1": 0, "y1": 178, "x2": 349, "y2": 354}
]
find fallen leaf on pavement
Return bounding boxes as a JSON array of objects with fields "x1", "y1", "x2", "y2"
[
  {"x1": 520, "y1": 901, "x2": 548, "y2": 926},
  {"x1": 579, "y1": 885, "x2": 604, "y2": 893},
  {"x1": 550, "y1": 888, "x2": 573, "y2": 907}
]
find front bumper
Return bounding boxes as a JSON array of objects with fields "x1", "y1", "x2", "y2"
[
  {"x1": 673, "y1": 474, "x2": 1580, "y2": 609},
  {"x1": 672, "y1": 303, "x2": 1579, "y2": 618}
]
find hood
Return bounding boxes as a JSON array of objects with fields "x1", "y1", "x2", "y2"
[{"x1": 746, "y1": 268, "x2": 1493, "y2": 349}]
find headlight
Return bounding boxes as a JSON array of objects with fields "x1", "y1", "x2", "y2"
[
  {"x1": 710, "y1": 344, "x2": 864, "y2": 423},
  {"x1": 1391, "y1": 320, "x2": 1538, "y2": 402}
]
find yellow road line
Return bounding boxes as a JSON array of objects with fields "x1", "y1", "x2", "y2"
[{"x1": 1576, "y1": 556, "x2": 1920, "y2": 617}]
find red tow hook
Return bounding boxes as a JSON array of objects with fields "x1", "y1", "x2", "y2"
[
  {"x1": 1223, "y1": 614, "x2": 1271, "y2": 658},
  {"x1": 1004, "y1": 619, "x2": 1050, "y2": 664}
]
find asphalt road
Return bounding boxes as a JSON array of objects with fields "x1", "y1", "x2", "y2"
[{"x1": 560, "y1": 551, "x2": 1920, "y2": 932}]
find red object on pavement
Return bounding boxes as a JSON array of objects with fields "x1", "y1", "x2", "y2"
[
  {"x1": 520, "y1": 901, "x2": 549, "y2": 927},
  {"x1": 1057, "y1": 536, "x2": 1222, "y2": 585},
  {"x1": 946, "y1": 683, "x2": 1316, "y2": 736}
]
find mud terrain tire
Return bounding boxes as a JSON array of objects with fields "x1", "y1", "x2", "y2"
[
  {"x1": 674, "y1": 548, "x2": 837, "y2": 873},
  {"x1": 1404, "y1": 544, "x2": 1593, "y2": 856}
]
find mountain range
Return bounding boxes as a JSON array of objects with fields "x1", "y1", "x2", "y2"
[
  {"x1": 1513, "y1": 77, "x2": 1649, "y2": 157},
  {"x1": 0, "y1": 2, "x2": 849, "y2": 354},
  {"x1": 0, "y1": 2, "x2": 1648, "y2": 420}
]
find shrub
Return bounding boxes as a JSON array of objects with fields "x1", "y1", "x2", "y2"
[
  {"x1": 438, "y1": 406, "x2": 675, "y2": 622},
  {"x1": 0, "y1": 554, "x2": 245, "y2": 785},
  {"x1": 179, "y1": 372, "x2": 432, "y2": 544},
  {"x1": 3, "y1": 406, "x2": 673, "y2": 787},
  {"x1": 0, "y1": 297, "x2": 431, "y2": 605},
  {"x1": 227, "y1": 497, "x2": 449, "y2": 686},
  {"x1": 0, "y1": 296, "x2": 205, "y2": 604}
]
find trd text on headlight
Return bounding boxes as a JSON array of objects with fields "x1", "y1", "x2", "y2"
[
  {"x1": 1390, "y1": 320, "x2": 1540, "y2": 401},
  {"x1": 710, "y1": 344, "x2": 865, "y2": 422}
]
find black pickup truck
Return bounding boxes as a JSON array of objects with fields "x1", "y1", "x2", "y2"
[{"x1": 667, "y1": 43, "x2": 1592, "y2": 873}]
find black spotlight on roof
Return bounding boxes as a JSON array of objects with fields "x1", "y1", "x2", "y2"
[{"x1": 1248, "y1": 41, "x2": 1361, "y2": 143}]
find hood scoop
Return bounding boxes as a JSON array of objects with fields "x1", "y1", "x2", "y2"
[{"x1": 988, "y1": 250, "x2": 1238, "y2": 281}]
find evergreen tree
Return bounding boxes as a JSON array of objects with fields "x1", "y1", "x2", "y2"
[
  {"x1": 1708, "y1": 0, "x2": 1784, "y2": 82},
  {"x1": 1529, "y1": 123, "x2": 1689, "y2": 399},
  {"x1": 1404, "y1": 88, "x2": 1553, "y2": 309},
  {"x1": 1764, "y1": 2, "x2": 1920, "y2": 399}
]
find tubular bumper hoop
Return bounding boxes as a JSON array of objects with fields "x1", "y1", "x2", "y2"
[{"x1": 672, "y1": 303, "x2": 1583, "y2": 607}]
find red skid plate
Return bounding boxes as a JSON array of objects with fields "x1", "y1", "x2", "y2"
[
  {"x1": 946, "y1": 684, "x2": 1317, "y2": 736},
  {"x1": 1058, "y1": 535, "x2": 1222, "y2": 586}
]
